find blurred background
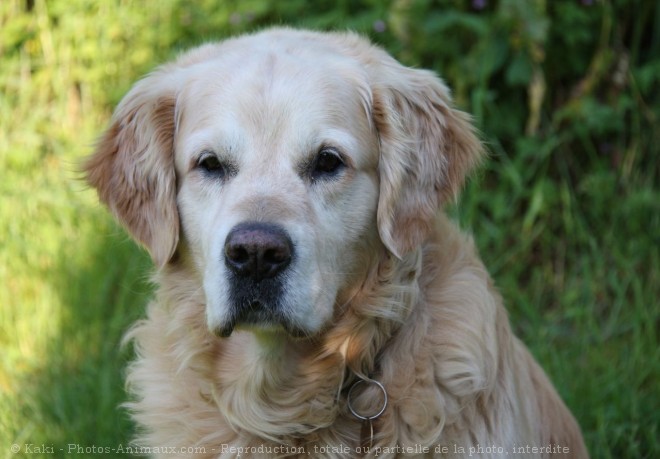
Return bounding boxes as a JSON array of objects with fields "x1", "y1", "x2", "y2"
[{"x1": 1, "y1": 0, "x2": 658, "y2": 457}]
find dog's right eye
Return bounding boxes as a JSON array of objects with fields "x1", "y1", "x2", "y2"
[{"x1": 197, "y1": 153, "x2": 231, "y2": 178}]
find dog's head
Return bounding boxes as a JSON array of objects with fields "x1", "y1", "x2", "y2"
[{"x1": 86, "y1": 28, "x2": 483, "y2": 338}]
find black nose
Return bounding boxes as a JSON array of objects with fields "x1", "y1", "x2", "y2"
[{"x1": 224, "y1": 222, "x2": 293, "y2": 280}]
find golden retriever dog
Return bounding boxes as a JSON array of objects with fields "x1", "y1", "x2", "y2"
[{"x1": 85, "y1": 28, "x2": 588, "y2": 458}]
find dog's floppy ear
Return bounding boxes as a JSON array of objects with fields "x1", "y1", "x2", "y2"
[
  {"x1": 85, "y1": 70, "x2": 179, "y2": 267},
  {"x1": 369, "y1": 59, "x2": 484, "y2": 258}
]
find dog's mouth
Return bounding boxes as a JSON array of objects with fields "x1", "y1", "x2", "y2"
[
  {"x1": 220, "y1": 269, "x2": 280, "y2": 335},
  {"x1": 217, "y1": 299, "x2": 275, "y2": 337},
  {"x1": 217, "y1": 299, "x2": 308, "y2": 339},
  {"x1": 217, "y1": 299, "x2": 266, "y2": 337}
]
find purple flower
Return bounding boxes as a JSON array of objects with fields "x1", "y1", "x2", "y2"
[
  {"x1": 472, "y1": 0, "x2": 487, "y2": 10},
  {"x1": 373, "y1": 20, "x2": 386, "y2": 33}
]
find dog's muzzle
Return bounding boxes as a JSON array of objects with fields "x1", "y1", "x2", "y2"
[{"x1": 219, "y1": 221, "x2": 295, "y2": 337}]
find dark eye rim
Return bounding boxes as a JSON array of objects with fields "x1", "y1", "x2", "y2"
[
  {"x1": 195, "y1": 151, "x2": 236, "y2": 178},
  {"x1": 310, "y1": 146, "x2": 347, "y2": 180}
]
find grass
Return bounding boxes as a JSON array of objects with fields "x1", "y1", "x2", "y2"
[{"x1": 1, "y1": 1, "x2": 658, "y2": 458}]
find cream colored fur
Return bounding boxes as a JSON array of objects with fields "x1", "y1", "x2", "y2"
[{"x1": 86, "y1": 28, "x2": 588, "y2": 458}]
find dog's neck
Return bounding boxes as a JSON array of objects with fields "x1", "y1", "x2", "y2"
[
  {"x1": 181, "y1": 247, "x2": 424, "y2": 444},
  {"x1": 154, "y1": 246, "x2": 422, "y2": 446}
]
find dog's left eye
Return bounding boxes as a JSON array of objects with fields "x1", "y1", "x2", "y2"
[{"x1": 311, "y1": 148, "x2": 345, "y2": 180}]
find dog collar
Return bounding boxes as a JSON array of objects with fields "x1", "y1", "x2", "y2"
[{"x1": 346, "y1": 378, "x2": 388, "y2": 449}]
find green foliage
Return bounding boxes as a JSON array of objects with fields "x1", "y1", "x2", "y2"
[{"x1": 1, "y1": 0, "x2": 658, "y2": 458}]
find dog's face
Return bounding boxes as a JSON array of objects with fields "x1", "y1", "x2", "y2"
[
  {"x1": 85, "y1": 29, "x2": 483, "y2": 338},
  {"x1": 173, "y1": 52, "x2": 381, "y2": 337}
]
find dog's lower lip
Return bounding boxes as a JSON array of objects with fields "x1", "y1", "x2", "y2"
[
  {"x1": 282, "y1": 324, "x2": 308, "y2": 339},
  {"x1": 217, "y1": 300, "x2": 307, "y2": 338},
  {"x1": 217, "y1": 323, "x2": 235, "y2": 338}
]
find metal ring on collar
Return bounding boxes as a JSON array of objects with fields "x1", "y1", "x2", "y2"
[{"x1": 347, "y1": 378, "x2": 388, "y2": 421}]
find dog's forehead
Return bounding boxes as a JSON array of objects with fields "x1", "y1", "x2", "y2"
[{"x1": 175, "y1": 40, "x2": 373, "y2": 158}]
